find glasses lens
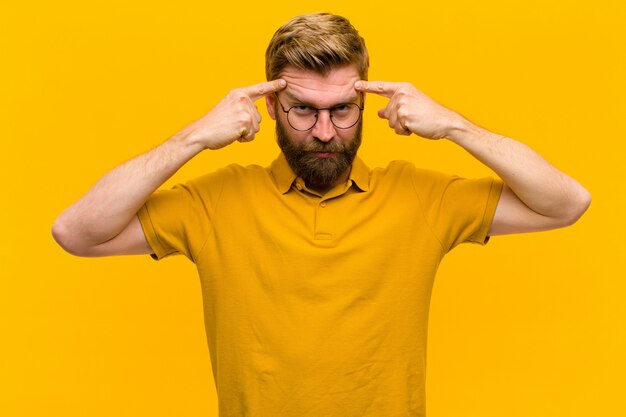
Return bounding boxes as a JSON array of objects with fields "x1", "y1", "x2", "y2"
[
  {"x1": 287, "y1": 106, "x2": 318, "y2": 131},
  {"x1": 286, "y1": 102, "x2": 362, "y2": 131},
  {"x1": 330, "y1": 103, "x2": 361, "y2": 129}
]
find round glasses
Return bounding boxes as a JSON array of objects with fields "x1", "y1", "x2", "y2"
[{"x1": 275, "y1": 93, "x2": 365, "y2": 131}]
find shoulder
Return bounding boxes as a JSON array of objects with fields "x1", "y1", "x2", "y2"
[
  {"x1": 370, "y1": 160, "x2": 453, "y2": 188},
  {"x1": 187, "y1": 163, "x2": 269, "y2": 188},
  {"x1": 369, "y1": 160, "x2": 499, "y2": 204}
]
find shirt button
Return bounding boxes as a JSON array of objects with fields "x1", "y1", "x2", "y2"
[
  {"x1": 295, "y1": 183, "x2": 303, "y2": 190},
  {"x1": 320, "y1": 201, "x2": 327, "y2": 208}
]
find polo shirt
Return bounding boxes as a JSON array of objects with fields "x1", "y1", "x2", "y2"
[{"x1": 137, "y1": 152, "x2": 503, "y2": 417}]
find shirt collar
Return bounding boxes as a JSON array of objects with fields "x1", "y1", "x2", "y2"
[{"x1": 269, "y1": 152, "x2": 370, "y2": 194}]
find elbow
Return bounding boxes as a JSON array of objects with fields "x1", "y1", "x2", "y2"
[
  {"x1": 561, "y1": 186, "x2": 592, "y2": 227},
  {"x1": 51, "y1": 216, "x2": 76, "y2": 255},
  {"x1": 51, "y1": 216, "x2": 91, "y2": 257}
]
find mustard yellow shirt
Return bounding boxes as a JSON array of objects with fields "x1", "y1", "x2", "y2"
[{"x1": 138, "y1": 153, "x2": 503, "y2": 417}]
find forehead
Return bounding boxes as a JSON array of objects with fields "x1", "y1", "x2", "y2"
[{"x1": 279, "y1": 65, "x2": 361, "y2": 105}]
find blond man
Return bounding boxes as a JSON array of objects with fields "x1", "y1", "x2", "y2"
[{"x1": 53, "y1": 13, "x2": 590, "y2": 417}]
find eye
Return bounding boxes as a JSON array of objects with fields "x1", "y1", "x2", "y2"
[
  {"x1": 291, "y1": 105, "x2": 316, "y2": 116},
  {"x1": 332, "y1": 104, "x2": 351, "y2": 115}
]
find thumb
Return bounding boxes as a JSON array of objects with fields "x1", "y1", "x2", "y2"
[{"x1": 378, "y1": 107, "x2": 389, "y2": 119}]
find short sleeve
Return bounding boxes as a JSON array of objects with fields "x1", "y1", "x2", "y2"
[
  {"x1": 411, "y1": 167, "x2": 503, "y2": 252},
  {"x1": 137, "y1": 171, "x2": 224, "y2": 261}
]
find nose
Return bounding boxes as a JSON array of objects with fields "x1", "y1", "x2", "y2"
[{"x1": 311, "y1": 110, "x2": 337, "y2": 142}]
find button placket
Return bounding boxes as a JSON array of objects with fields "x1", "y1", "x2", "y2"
[{"x1": 314, "y1": 198, "x2": 333, "y2": 241}]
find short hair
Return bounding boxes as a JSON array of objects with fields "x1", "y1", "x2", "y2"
[{"x1": 265, "y1": 13, "x2": 369, "y2": 81}]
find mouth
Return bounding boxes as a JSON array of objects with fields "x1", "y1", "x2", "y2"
[{"x1": 313, "y1": 152, "x2": 337, "y2": 158}]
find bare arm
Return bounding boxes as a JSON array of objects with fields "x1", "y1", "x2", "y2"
[
  {"x1": 445, "y1": 123, "x2": 591, "y2": 234},
  {"x1": 52, "y1": 79, "x2": 286, "y2": 256},
  {"x1": 355, "y1": 80, "x2": 591, "y2": 235},
  {"x1": 449, "y1": 121, "x2": 591, "y2": 235},
  {"x1": 52, "y1": 135, "x2": 203, "y2": 256}
]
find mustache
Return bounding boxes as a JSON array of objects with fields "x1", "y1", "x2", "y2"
[{"x1": 302, "y1": 140, "x2": 346, "y2": 153}]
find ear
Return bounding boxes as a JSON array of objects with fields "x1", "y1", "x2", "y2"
[{"x1": 265, "y1": 94, "x2": 277, "y2": 120}]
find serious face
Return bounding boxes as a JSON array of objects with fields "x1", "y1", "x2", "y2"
[{"x1": 266, "y1": 65, "x2": 364, "y2": 191}]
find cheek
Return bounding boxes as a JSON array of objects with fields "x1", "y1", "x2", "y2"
[
  {"x1": 277, "y1": 118, "x2": 309, "y2": 143},
  {"x1": 338, "y1": 129, "x2": 354, "y2": 140},
  {"x1": 292, "y1": 131, "x2": 313, "y2": 144},
  {"x1": 336, "y1": 127, "x2": 358, "y2": 142}
]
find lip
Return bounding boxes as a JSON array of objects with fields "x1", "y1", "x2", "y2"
[{"x1": 313, "y1": 152, "x2": 336, "y2": 158}]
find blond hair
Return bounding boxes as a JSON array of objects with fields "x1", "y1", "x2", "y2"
[{"x1": 265, "y1": 13, "x2": 369, "y2": 81}]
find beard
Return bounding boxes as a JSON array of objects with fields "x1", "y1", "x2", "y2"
[{"x1": 276, "y1": 119, "x2": 362, "y2": 190}]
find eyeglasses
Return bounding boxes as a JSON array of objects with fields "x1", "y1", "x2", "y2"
[{"x1": 275, "y1": 92, "x2": 365, "y2": 131}]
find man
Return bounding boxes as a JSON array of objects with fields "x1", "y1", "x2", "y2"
[{"x1": 52, "y1": 13, "x2": 590, "y2": 417}]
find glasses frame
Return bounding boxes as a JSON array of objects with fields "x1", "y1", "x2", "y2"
[{"x1": 275, "y1": 92, "x2": 365, "y2": 131}]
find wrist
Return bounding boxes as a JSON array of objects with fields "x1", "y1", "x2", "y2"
[
  {"x1": 154, "y1": 131, "x2": 207, "y2": 170},
  {"x1": 170, "y1": 129, "x2": 209, "y2": 155},
  {"x1": 445, "y1": 117, "x2": 486, "y2": 145}
]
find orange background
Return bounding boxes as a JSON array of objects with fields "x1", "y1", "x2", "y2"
[{"x1": 1, "y1": 1, "x2": 624, "y2": 416}]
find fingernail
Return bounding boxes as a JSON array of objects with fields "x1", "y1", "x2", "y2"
[
  {"x1": 278, "y1": 79, "x2": 286, "y2": 87},
  {"x1": 354, "y1": 81, "x2": 363, "y2": 89}
]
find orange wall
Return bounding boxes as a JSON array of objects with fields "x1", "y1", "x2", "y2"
[{"x1": 1, "y1": 1, "x2": 624, "y2": 416}]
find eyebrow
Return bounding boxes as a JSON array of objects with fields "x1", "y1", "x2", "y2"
[{"x1": 284, "y1": 90, "x2": 359, "y2": 106}]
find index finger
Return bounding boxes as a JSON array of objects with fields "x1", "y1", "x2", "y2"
[
  {"x1": 241, "y1": 79, "x2": 287, "y2": 101},
  {"x1": 354, "y1": 80, "x2": 403, "y2": 98}
]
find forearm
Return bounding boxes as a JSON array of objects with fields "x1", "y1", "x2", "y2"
[
  {"x1": 53, "y1": 131, "x2": 204, "y2": 250},
  {"x1": 446, "y1": 118, "x2": 591, "y2": 221},
  {"x1": 354, "y1": 79, "x2": 591, "y2": 229}
]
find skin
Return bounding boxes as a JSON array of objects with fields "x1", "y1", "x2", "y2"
[
  {"x1": 353, "y1": 80, "x2": 592, "y2": 235},
  {"x1": 266, "y1": 65, "x2": 363, "y2": 193},
  {"x1": 51, "y1": 64, "x2": 591, "y2": 257},
  {"x1": 51, "y1": 79, "x2": 287, "y2": 256}
]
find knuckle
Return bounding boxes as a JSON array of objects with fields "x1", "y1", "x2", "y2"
[
  {"x1": 228, "y1": 88, "x2": 242, "y2": 97},
  {"x1": 229, "y1": 89, "x2": 250, "y2": 103},
  {"x1": 398, "y1": 95, "x2": 412, "y2": 108},
  {"x1": 241, "y1": 113, "x2": 253, "y2": 126},
  {"x1": 397, "y1": 83, "x2": 414, "y2": 95}
]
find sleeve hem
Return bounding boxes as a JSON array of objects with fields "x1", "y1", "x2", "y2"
[
  {"x1": 137, "y1": 203, "x2": 173, "y2": 260},
  {"x1": 470, "y1": 178, "x2": 504, "y2": 245}
]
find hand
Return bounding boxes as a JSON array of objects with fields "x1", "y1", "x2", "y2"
[
  {"x1": 355, "y1": 80, "x2": 464, "y2": 140},
  {"x1": 184, "y1": 79, "x2": 287, "y2": 150}
]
